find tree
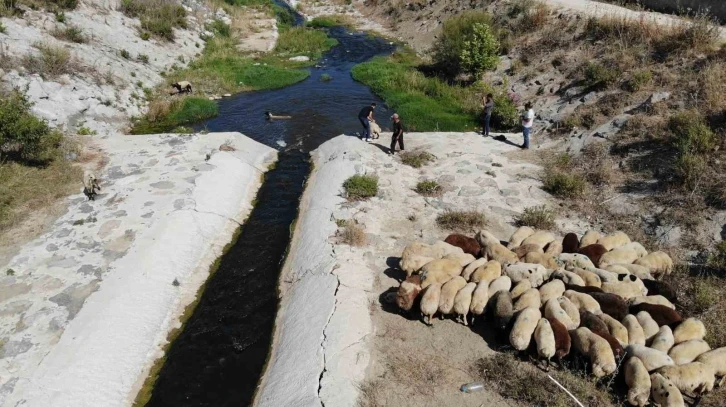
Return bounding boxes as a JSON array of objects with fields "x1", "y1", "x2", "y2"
[
  {"x1": 459, "y1": 22, "x2": 500, "y2": 76},
  {"x1": 0, "y1": 91, "x2": 62, "y2": 163}
]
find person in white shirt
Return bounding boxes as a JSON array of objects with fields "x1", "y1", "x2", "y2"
[{"x1": 521, "y1": 102, "x2": 534, "y2": 149}]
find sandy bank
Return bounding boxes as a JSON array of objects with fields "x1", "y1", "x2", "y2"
[{"x1": 0, "y1": 132, "x2": 276, "y2": 406}]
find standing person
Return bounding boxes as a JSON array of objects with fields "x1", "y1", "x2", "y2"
[
  {"x1": 482, "y1": 93, "x2": 494, "y2": 137},
  {"x1": 390, "y1": 113, "x2": 404, "y2": 155},
  {"x1": 521, "y1": 102, "x2": 534, "y2": 150},
  {"x1": 358, "y1": 102, "x2": 376, "y2": 142}
]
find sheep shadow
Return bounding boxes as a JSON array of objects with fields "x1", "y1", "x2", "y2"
[
  {"x1": 383, "y1": 267, "x2": 406, "y2": 284},
  {"x1": 377, "y1": 287, "x2": 420, "y2": 322}
]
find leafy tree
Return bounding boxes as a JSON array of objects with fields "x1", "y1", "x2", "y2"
[
  {"x1": 460, "y1": 23, "x2": 500, "y2": 76},
  {"x1": 0, "y1": 91, "x2": 62, "y2": 163}
]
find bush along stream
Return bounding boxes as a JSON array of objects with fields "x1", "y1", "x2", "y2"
[{"x1": 139, "y1": 5, "x2": 394, "y2": 407}]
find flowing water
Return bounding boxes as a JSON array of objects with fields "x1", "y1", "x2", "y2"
[{"x1": 145, "y1": 12, "x2": 394, "y2": 407}]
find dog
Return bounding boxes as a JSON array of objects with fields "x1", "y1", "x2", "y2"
[
  {"x1": 171, "y1": 81, "x2": 192, "y2": 94},
  {"x1": 369, "y1": 120, "x2": 381, "y2": 139},
  {"x1": 265, "y1": 111, "x2": 292, "y2": 120},
  {"x1": 83, "y1": 172, "x2": 101, "y2": 201}
]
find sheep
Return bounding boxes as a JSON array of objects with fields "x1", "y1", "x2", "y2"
[
  {"x1": 544, "y1": 298, "x2": 577, "y2": 330},
  {"x1": 444, "y1": 234, "x2": 481, "y2": 257},
  {"x1": 599, "y1": 313, "x2": 629, "y2": 345},
  {"x1": 657, "y1": 362, "x2": 716, "y2": 397},
  {"x1": 627, "y1": 344, "x2": 676, "y2": 371},
  {"x1": 558, "y1": 253, "x2": 596, "y2": 269},
  {"x1": 585, "y1": 267, "x2": 619, "y2": 283},
  {"x1": 469, "y1": 280, "x2": 490, "y2": 323},
  {"x1": 589, "y1": 292, "x2": 628, "y2": 321},
  {"x1": 564, "y1": 283, "x2": 604, "y2": 294},
  {"x1": 597, "y1": 231, "x2": 631, "y2": 251},
  {"x1": 462, "y1": 257, "x2": 489, "y2": 281},
  {"x1": 562, "y1": 232, "x2": 579, "y2": 254},
  {"x1": 641, "y1": 280, "x2": 678, "y2": 304},
  {"x1": 609, "y1": 263, "x2": 654, "y2": 280},
  {"x1": 579, "y1": 230, "x2": 602, "y2": 249},
  {"x1": 625, "y1": 357, "x2": 651, "y2": 407},
  {"x1": 510, "y1": 307, "x2": 541, "y2": 351},
  {"x1": 620, "y1": 242, "x2": 648, "y2": 258},
  {"x1": 673, "y1": 318, "x2": 706, "y2": 344},
  {"x1": 623, "y1": 315, "x2": 646, "y2": 346},
  {"x1": 552, "y1": 269, "x2": 586, "y2": 286},
  {"x1": 476, "y1": 229, "x2": 499, "y2": 245},
  {"x1": 570, "y1": 327, "x2": 617, "y2": 378},
  {"x1": 522, "y1": 230, "x2": 555, "y2": 250},
  {"x1": 419, "y1": 258, "x2": 462, "y2": 289},
  {"x1": 695, "y1": 347, "x2": 726, "y2": 377},
  {"x1": 651, "y1": 326, "x2": 676, "y2": 353},
  {"x1": 581, "y1": 310, "x2": 625, "y2": 358},
  {"x1": 510, "y1": 279, "x2": 532, "y2": 300},
  {"x1": 420, "y1": 283, "x2": 442, "y2": 325},
  {"x1": 634, "y1": 251, "x2": 673, "y2": 277},
  {"x1": 540, "y1": 279, "x2": 566, "y2": 305},
  {"x1": 488, "y1": 290, "x2": 514, "y2": 333},
  {"x1": 444, "y1": 252, "x2": 477, "y2": 268},
  {"x1": 599, "y1": 246, "x2": 641, "y2": 268},
  {"x1": 453, "y1": 282, "x2": 477, "y2": 325},
  {"x1": 548, "y1": 316, "x2": 572, "y2": 362},
  {"x1": 601, "y1": 281, "x2": 645, "y2": 300},
  {"x1": 578, "y1": 244, "x2": 608, "y2": 267},
  {"x1": 563, "y1": 290, "x2": 601, "y2": 314},
  {"x1": 668, "y1": 340, "x2": 711, "y2": 365},
  {"x1": 438, "y1": 276, "x2": 467, "y2": 317},
  {"x1": 396, "y1": 275, "x2": 422, "y2": 311},
  {"x1": 636, "y1": 311, "x2": 660, "y2": 343},
  {"x1": 556, "y1": 296, "x2": 581, "y2": 327},
  {"x1": 514, "y1": 288, "x2": 541, "y2": 312},
  {"x1": 82, "y1": 172, "x2": 101, "y2": 201},
  {"x1": 524, "y1": 252, "x2": 560, "y2": 270},
  {"x1": 535, "y1": 318, "x2": 556, "y2": 363},
  {"x1": 470, "y1": 260, "x2": 502, "y2": 283},
  {"x1": 508, "y1": 226, "x2": 535, "y2": 248},
  {"x1": 544, "y1": 241, "x2": 563, "y2": 256},
  {"x1": 400, "y1": 241, "x2": 463, "y2": 276},
  {"x1": 630, "y1": 303, "x2": 682, "y2": 327},
  {"x1": 503, "y1": 263, "x2": 550, "y2": 287},
  {"x1": 650, "y1": 373, "x2": 685, "y2": 407},
  {"x1": 265, "y1": 112, "x2": 292, "y2": 120},
  {"x1": 629, "y1": 295, "x2": 676, "y2": 310},
  {"x1": 570, "y1": 267, "x2": 602, "y2": 287},
  {"x1": 171, "y1": 81, "x2": 192, "y2": 94},
  {"x1": 479, "y1": 235, "x2": 519, "y2": 265},
  {"x1": 512, "y1": 244, "x2": 543, "y2": 260},
  {"x1": 488, "y1": 276, "x2": 512, "y2": 297}
]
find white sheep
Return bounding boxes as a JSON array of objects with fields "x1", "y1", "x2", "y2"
[
  {"x1": 487, "y1": 276, "x2": 512, "y2": 298},
  {"x1": 620, "y1": 242, "x2": 648, "y2": 258},
  {"x1": 478, "y1": 233, "x2": 519, "y2": 264},
  {"x1": 438, "y1": 276, "x2": 467, "y2": 317},
  {"x1": 503, "y1": 262, "x2": 550, "y2": 287},
  {"x1": 558, "y1": 253, "x2": 596, "y2": 270},
  {"x1": 650, "y1": 373, "x2": 685, "y2": 407},
  {"x1": 444, "y1": 252, "x2": 476, "y2": 268},
  {"x1": 601, "y1": 281, "x2": 646, "y2": 300},
  {"x1": 552, "y1": 269, "x2": 586, "y2": 286},
  {"x1": 508, "y1": 226, "x2": 535, "y2": 248},
  {"x1": 453, "y1": 282, "x2": 477, "y2": 326},
  {"x1": 470, "y1": 260, "x2": 502, "y2": 283},
  {"x1": 623, "y1": 315, "x2": 646, "y2": 346},
  {"x1": 626, "y1": 344, "x2": 675, "y2": 371},
  {"x1": 521, "y1": 230, "x2": 555, "y2": 250},
  {"x1": 534, "y1": 318, "x2": 556, "y2": 363},
  {"x1": 469, "y1": 280, "x2": 490, "y2": 323},
  {"x1": 598, "y1": 246, "x2": 641, "y2": 268},
  {"x1": 585, "y1": 267, "x2": 619, "y2": 283},
  {"x1": 544, "y1": 297, "x2": 577, "y2": 330},
  {"x1": 634, "y1": 251, "x2": 673, "y2": 277},
  {"x1": 651, "y1": 326, "x2": 675, "y2": 353},
  {"x1": 563, "y1": 290, "x2": 601, "y2": 314},
  {"x1": 420, "y1": 283, "x2": 442, "y2": 325},
  {"x1": 629, "y1": 295, "x2": 676, "y2": 310},
  {"x1": 539, "y1": 279, "x2": 566, "y2": 305},
  {"x1": 579, "y1": 230, "x2": 602, "y2": 248},
  {"x1": 695, "y1": 347, "x2": 726, "y2": 377},
  {"x1": 510, "y1": 279, "x2": 532, "y2": 300},
  {"x1": 657, "y1": 362, "x2": 716, "y2": 396},
  {"x1": 510, "y1": 306, "x2": 541, "y2": 351},
  {"x1": 668, "y1": 340, "x2": 711, "y2": 365},
  {"x1": 513, "y1": 288, "x2": 541, "y2": 312},
  {"x1": 608, "y1": 263, "x2": 654, "y2": 280},
  {"x1": 462, "y1": 257, "x2": 489, "y2": 280},
  {"x1": 597, "y1": 231, "x2": 631, "y2": 251},
  {"x1": 401, "y1": 241, "x2": 463, "y2": 276},
  {"x1": 570, "y1": 267, "x2": 602, "y2": 287},
  {"x1": 571, "y1": 327, "x2": 617, "y2": 378},
  {"x1": 673, "y1": 318, "x2": 706, "y2": 344},
  {"x1": 599, "y1": 313, "x2": 629, "y2": 345},
  {"x1": 625, "y1": 357, "x2": 651, "y2": 407},
  {"x1": 544, "y1": 241, "x2": 563, "y2": 256},
  {"x1": 524, "y1": 252, "x2": 560, "y2": 270},
  {"x1": 420, "y1": 258, "x2": 463, "y2": 289},
  {"x1": 557, "y1": 296, "x2": 581, "y2": 327},
  {"x1": 636, "y1": 311, "x2": 660, "y2": 343}
]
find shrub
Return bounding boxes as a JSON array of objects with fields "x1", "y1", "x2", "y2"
[
  {"x1": 342, "y1": 174, "x2": 378, "y2": 200},
  {"x1": 675, "y1": 153, "x2": 706, "y2": 190},
  {"x1": 55, "y1": 11, "x2": 66, "y2": 22},
  {"x1": 0, "y1": 22, "x2": 6, "y2": 34},
  {"x1": 543, "y1": 170, "x2": 586, "y2": 198},
  {"x1": 140, "y1": 31, "x2": 151, "y2": 40},
  {"x1": 23, "y1": 43, "x2": 75, "y2": 78},
  {"x1": 459, "y1": 22, "x2": 499, "y2": 76},
  {"x1": 400, "y1": 151, "x2": 435, "y2": 168},
  {"x1": 338, "y1": 221, "x2": 367, "y2": 246},
  {"x1": 431, "y1": 10, "x2": 494, "y2": 77},
  {"x1": 415, "y1": 180, "x2": 442, "y2": 197},
  {"x1": 584, "y1": 62, "x2": 619, "y2": 88},
  {"x1": 130, "y1": 97, "x2": 218, "y2": 134},
  {"x1": 274, "y1": 4, "x2": 295, "y2": 30},
  {"x1": 51, "y1": 25, "x2": 87, "y2": 43},
  {"x1": 137, "y1": 53, "x2": 149, "y2": 64},
  {"x1": 514, "y1": 205, "x2": 556, "y2": 230},
  {"x1": 625, "y1": 69, "x2": 652, "y2": 92},
  {"x1": 120, "y1": 49, "x2": 131, "y2": 59},
  {"x1": 668, "y1": 111, "x2": 716, "y2": 155},
  {"x1": 208, "y1": 19, "x2": 230, "y2": 37},
  {"x1": 436, "y1": 210, "x2": 487, "y2": 231},
  {"x1": 707, "y1": 241, "x2": 726, "y2": 272},
  {"x1": 307, "y1": 15, "x2": 351, "y2": 28},
  {"x1": 120, "y1": 0, "x2": 186, "y2": 41},
  {"x1": 0, "y1": 91, "x2": 63, "y2": 163},
  {"x1": 77, "y1": 126, "x2": 96, "y2": 135}
]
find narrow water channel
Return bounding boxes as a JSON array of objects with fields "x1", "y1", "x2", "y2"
[{"x1": 145, "y1": 8, "x2": 394, "y2": 407}]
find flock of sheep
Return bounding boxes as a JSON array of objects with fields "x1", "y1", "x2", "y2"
[{"x1": 394, "y1": 227, "x2": 725, "y2": 406}]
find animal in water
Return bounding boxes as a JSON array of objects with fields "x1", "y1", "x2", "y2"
[
  {"x1": 83, "y1": 172, "x2": 101, "y2": 201},
  {"x1": 171, "y1": 81, "x2": 192, "y2": 94},
  {"x1": 265, "y1": 111, "x2": 292, "y2": 120}
]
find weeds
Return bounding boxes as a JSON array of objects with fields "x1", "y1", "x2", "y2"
[
  {"x1": 515, "y1": 205, "x2": 556, "y2": 230},
  {"x1": 400, "y1": 150, "x2": 434, "y2": 168},
  {"x1": 307, "y1": 15, "x2": 352, "y2": 28},
  {"x1": 51, "y1": 25, "x2": 87, "y2": 43},
  {"x1": 119, "y1": 0, "x2": 186, "y2": 41},
  {"x1": 543, "y1": 171, "x2": 586, "y2": 198},
  {"x1": 0, "y1": 90, "x2": 63, "y2": 163},
  {"x1": 342, "y1": 175, "x2": 378, "y2": 200},
  {"x1": 436, "y1": 210, "x2": 486, "y2": 231},
  {"x1": 584, "y1": 62, "x2": 619, "y2": 88},
  {"x1": 130, "y1": 97, "x2": 218, "y2": 134},
  {"x1": 338, "y1": 220, "x2": 367, "y2": 246},
  {"x1": 23, "y1": 42, "x2": 76, "y2": 78},
  {"x1": 415, "y1": 180, "x2": 442, "y2": 197}
]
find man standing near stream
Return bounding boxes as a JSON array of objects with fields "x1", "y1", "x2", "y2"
[
  {"x1": 358, "y1": 102, "x2": 376, "y2": 142},
  {"x1": 390, "y1": 113, "x2": 404, "y2": 155}
]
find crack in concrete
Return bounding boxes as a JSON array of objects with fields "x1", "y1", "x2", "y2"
[{"x1": 317, "y1": 271, "x2": 341, "y2": 407}]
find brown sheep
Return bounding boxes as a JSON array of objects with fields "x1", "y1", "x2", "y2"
[
  {"x1": 578, "y1": 244, "x2": 608, "y2": 267},
  {"x1": 589, "y1": 292, "x2": 629, "y2": 321},
  {"x1": 630, "y1": 303, "x2": 683, "y2": 327},
  {"x1": 444, "y1": 234, "x2": 481, "y2": 258},
  {"x1": 547, "y1": 317, "x2": 571, "y2": 362},
  {"x1": 564, "y1": 283, "x2": 604, "y2": 294},
  {"x1": 642, "y1": 279, "x2": 678, "y2": 304},
  {"x1": 581, "y1": 311, "x2": 625, "y2": 358},
  {"x1": 562, "y1": 232, "x2": 579, "y2": 254},
  {"x1": 396, "y1": 275, "x2": 422, "y2": 311}
]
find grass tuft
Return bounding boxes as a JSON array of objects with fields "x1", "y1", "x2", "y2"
[
  {"x1": 514, "y1": 205, "x2": 556, "y2": 230},
  {"x1": 415, "y1": 180, "x2": 442, "y2": 197},
  {"x1": 51, "y1": 25, "x2": 87, "y2": 43},
  {"x1": 436, "y1": 210, "x2": 487, "y2": 231},
  {"x1": 342, "y1": 175, "x2": 378, "y2": 200},
  {"x1": 119, "y1": 0, "x2": 186, "y2": 41},
  {"x1": 400, "y1": 150, "x2": 435, "y2": 168},
  {"x1": 337, "y1": 220, "x2": 367, "y2": 246},
  {"x1": 23, "y1": 42, "x2": 76, "y2": 79}
]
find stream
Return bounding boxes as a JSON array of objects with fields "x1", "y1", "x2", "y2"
[{"x1": 144, "y1": 8, "x2": 394, "y2": 407}]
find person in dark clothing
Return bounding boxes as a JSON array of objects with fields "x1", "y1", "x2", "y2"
[
  {"x1": 390, "y1": 113, "x2": 404, "y2": 155},
  {"x1": 358, "y1": 102, "x2": 376, "y2": 142},
  {"x1": 482, "y1": 93, "x2": 494, "y2": 137}
]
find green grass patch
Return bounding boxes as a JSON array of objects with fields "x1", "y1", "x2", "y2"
[
  {"x1": 543, "y1": 170, "x2": 586, "y2": 198},
  {"x1": 342, "y1": 174, "x2": 378, "y2": 200},
  {"x1": 514, "y1": 205, "x2": 556, "y2": 230},
  {"x1": 275, "y1": 26, "x2": 338, "y2": 60},
  {"x1": 119, "y1": 0, "x2": 187, "y2": 41},
  {"x1": 130, "y1": 97, "x2": 218, "y2": 134},
  {"x1": 307, "y1": 15, "x2": 351, "y2": 29},
  {"x1": 400, "y1": 150, "x2": 435, "y2": 168},
  {"x1": 436, "y1": 210, "x2": 487, "y2": 231},
  {"x1": 415, "y1": 180, "x2": 442, "y2": 197}
]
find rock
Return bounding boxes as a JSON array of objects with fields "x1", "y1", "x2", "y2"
[
  {"x1": 646, "y1": 91, "x2": 670, "y2": 105},
  {"x1": 289, "y1": 56, "x2": 310, "y2": 62},
  {"x1": 223, "y1": 93, "x2": 232, "y2": 97},
  {"x1": 655, "y1": 225, "x2": 682, "y2": 247}
]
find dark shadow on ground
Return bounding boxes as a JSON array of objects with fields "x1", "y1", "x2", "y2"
[
  {"x1": 490, "y1": 134, "x2": 522, "y2": 148},
  {"x1": 383, "y1": 266, "x2": 406, "y2": 283}
]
